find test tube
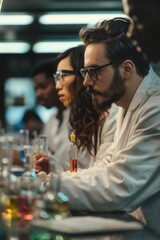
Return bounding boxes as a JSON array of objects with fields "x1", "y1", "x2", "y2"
[{"x1": 38, "y1": 135, "x2": 48, "y2": 154}]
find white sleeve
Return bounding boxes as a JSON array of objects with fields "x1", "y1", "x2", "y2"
[{"x1": 53, "y1": 102, "x2": 160, "y2": 212}]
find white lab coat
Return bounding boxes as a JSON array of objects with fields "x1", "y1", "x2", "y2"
[
  {"x1": 77, "y1": 103, "x2": 118, "y2": 168},
  {"x1": 44, "y1": 105, "x2": 117, "y2": 171},
  {"x1": 54, "y1": 68, "x2": 160, "y2": 234},
  {"x1": 42, "y1": 108, "x2": 71, "y2": 171}
]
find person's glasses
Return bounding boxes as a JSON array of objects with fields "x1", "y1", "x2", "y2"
[
  {"x1": 80, "y1": 62, "x2": 113, "y2": 82},
  {"x1": 54, "y1": 70, "x2": 75, "y2": 85}
]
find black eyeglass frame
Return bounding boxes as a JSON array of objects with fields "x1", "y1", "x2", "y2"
[
  {"x1": 54, "y1": 70, "x2": 75, "y2": 85},
  {"x1": 80, "y1": 62, "x2": 113, "y2": 81}
]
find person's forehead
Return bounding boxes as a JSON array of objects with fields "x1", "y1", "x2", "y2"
[
  {"x1": 57, "y1": 56, "x2": 72, "y2": 69},
  {"x1": 84, "y1": 43, "x2": 107, "y2": 64},
  {"x1": 34, "y1": 72, "x2": 48, "y2": 81}
]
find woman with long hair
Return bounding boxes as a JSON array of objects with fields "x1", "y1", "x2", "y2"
[{"x1": 34, "y1": 45, "x2": 117, "y2": 173}]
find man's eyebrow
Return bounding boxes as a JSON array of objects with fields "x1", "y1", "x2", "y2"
[{"x1": 84, "y1": 64, "x2": 99, "y2": 68}]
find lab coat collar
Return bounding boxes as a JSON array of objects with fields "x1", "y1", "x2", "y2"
[{"x1": 128, "y1": 67, "x2": 160, "y2": 112}]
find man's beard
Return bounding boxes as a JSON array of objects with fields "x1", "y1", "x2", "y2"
[{"x1": 87, "y1": 69, "x2": 126, "y2": 112}]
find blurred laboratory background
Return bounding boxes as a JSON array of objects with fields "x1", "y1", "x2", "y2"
[{"x1": 0, "y1": 0, "x2": 160, "y2": 133}]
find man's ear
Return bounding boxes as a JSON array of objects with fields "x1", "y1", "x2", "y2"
[{"x1": 120, "y1": 60, "x2": 134, "y2": 80}]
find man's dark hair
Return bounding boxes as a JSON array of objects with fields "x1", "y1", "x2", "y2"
[
  {"x1": 22, "y1": 109, "x2": 42, "y2": 124},
  {"x1": 80, "y1": 17, "x2": 150, "y2": 77},
  {"x1": 30, "y1": 59, "x2": 65, "y2": 126},
  {"x1": 30, "y1": 59, "x2": 57, "y2": 79}
]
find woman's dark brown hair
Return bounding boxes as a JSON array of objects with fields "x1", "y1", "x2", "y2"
[{"x1": 56, "y1": 45, "x2": 102, "y2": 155}]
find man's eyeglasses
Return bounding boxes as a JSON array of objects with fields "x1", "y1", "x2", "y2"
[
  {"x1": 54, "y1": 70, "x2": 75, "y2": 85},
  {"x1": 80, "y1": 62, "x2": 113, "y2": 82}
]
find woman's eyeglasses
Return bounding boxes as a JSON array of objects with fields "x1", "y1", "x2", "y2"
[
  {"x1": 80, "y1": 62, "x2": 113, "y2": 82},
  {"x1": 54, "y1": 70, "x2": 75, "y2": 85}
]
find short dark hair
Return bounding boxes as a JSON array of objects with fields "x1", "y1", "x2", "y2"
[
  {"x1": 30, "y1": 59, "x2": 57, "y2": 79},
  {"x1": 80, "y1": 17, "x2": 150, "y2": 77},
  {"x1": 22, "y1": 109, "x2": 42, "y2": 124}
]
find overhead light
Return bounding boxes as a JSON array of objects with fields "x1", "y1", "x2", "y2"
[
  {"x1": 33, "y1": 41, "x2": 83, "y2": 53},
  {"x1": 0, "y1": 13, "x2": 34, "y2": 25},
  {"x1": 0, "y1": 42, "x2": 30, "y2": 53},
  {"x1": 39, "y1": 12, "x2": 127, "y2": 25}
]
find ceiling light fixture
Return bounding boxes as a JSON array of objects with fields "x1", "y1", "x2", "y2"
[
  {"x1": 0, "y1": 13, "x2": 34, "y2": 25},
  {"x1": 39, "y1": 12, "x2": 127, "y2": 25},
  {"x1": 0, "y1": 42, "x2": 30, "y2": 53},
  {"x1": 33, "y1": 41, "x2": 83, "y2": 53}
]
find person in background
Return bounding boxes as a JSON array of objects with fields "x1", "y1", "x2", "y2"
[
  {"x1": 22, "y1": 109, "x2": 44, "y2": 141},
  {"x1": 12, "y1": 109, "x2": 44, "y2": 165},
  {"x1": 122, "y1": 0, "x2": 160, "y2": 63},
  {"x1": 40, "y1": 18, "x2": 159, "y2": 234},
  {"x1": 34, "y1": 45, "x2": 117, "y2": 173},
  {"x1": 31, "y1": 60, "x2": 70, "y2": 170}
]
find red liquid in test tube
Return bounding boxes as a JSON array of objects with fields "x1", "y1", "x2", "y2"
[{"x1": 70, "y1": 159, "x2": 77, "y2": 172}]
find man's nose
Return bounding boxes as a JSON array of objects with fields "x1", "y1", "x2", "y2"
[
  {"x1": 83, "y1": 73, "x2": 94, "y2": 87},
  {"x1": 36, "y1": 89, "x2": 42, "y2": 97}
]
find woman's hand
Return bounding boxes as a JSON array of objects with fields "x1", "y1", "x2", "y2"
[
  {"x1": 34, "y1": 153, "x2": 51, "y2": 174},
  {"x1": 37, "y1": 171, "x2": 48, "y2": 181}
]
